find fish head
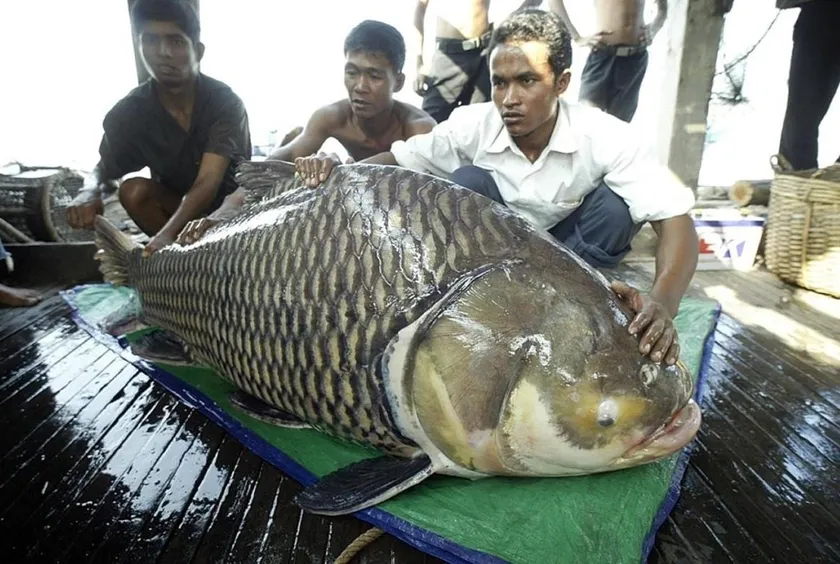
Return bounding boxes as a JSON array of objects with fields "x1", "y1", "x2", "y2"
[
  {"x1": 389, "y1": 260, "x2": 700, "y2": 479},
  {"x1": 496, "y1": 342, "x2": 700, "y2": 476}
]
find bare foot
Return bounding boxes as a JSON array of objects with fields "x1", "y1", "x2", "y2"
[{"x1": 0, "y1": 284, "x2": 42, "y2": 307}]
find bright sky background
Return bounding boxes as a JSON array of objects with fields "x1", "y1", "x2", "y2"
[{"x1": 0, "y1": 1, "x2": 837, "y2": 186}]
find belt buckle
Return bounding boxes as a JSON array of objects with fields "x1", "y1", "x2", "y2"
[{"x1": 462, "y1": 36, "x2": 480, "y2": 50}]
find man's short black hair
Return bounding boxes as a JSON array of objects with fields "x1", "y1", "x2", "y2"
[
  {"x1": 130, "y1": 0, "x2": 201, "y2": 45},
  {"x1": 489, "y1": 8, "x2": 572, "y2": 77},
  {"x1": 344, "y1": 20, "x2": 406, "y2": 73}
]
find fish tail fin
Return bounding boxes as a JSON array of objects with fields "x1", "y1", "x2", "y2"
[{"x1": 94, "y1": 215, "x2": 140, "y2": 286}]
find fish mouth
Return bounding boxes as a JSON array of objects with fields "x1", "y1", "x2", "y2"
[{"x1": 621, "y1": 399, "x2": 702, "y2": 461}]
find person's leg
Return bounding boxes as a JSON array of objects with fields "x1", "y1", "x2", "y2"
[
  {"x1": 605, "y1": 49, "x2": 649, "y2": 123},
  {"x1": 0, "y1": 240, "x2": 41, "y2": 307},
  {"x1": 0, "y1": 283, "x2": 41, "y2": 307},
  {"x1": 450, "y1": 165, "x2": 505, "y2": 205},
  {"x1": 778, "y1": 5, "x2": 840, "y2": 170},
  {"x1": 118, "y1": 177, "x2": 182, "y2": 237},
  {"x1": 421, "y1": 47, "x2": 471, "y2": 123},
  {"x1": 548, "y1": 182, "x2": 642, "y2": 269},
  {"x1": 577, "y1": 49, "x2": 615, "y2": 112}
]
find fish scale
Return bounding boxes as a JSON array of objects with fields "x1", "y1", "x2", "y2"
[{"x1": 114, "y1": 164, "x2": 561, "y2": 454}]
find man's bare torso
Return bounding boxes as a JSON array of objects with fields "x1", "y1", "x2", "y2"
[
  {"x1": 432, "y1": 0, "x2": 491, "y2": 40},
  {"x1": 594, "y1": 0, "x2": 645, "y2": 45},
  {"x1": 331, "y1": 100, "x2": 430, "y2": 161}
]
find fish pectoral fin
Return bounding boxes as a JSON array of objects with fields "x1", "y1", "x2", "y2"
[
  {"x1": 295, "y1": 454, "x2": 435, "y2": 516},
  {"x1": 129, "y1": 330, "x2": 196, "y2": 367},
  {"x1": 98, "y1": 293, "x2": 145, "y2": 336},
  {"x1": 229, "y1": 391, "x2": 311, "y2": 429}
]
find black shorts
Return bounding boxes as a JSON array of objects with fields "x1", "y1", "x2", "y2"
[
  {"x1": 420, "y1": 32, "x2": 492, "y2": 123},
  {"x1": 578, "y1": 44, "x2": 649, "y2": 123}
]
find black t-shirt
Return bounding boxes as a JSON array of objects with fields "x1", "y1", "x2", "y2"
[{"x1": 98, "y1": 73, "x2": 252, "y2": 210}]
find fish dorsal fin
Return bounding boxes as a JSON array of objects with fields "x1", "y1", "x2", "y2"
[
  {"x1": 295, "y1": 454, "x2": 434, "y2": 516},
  {"x1": 235, "y1": 160, "x2": 300, "y2": 207}
]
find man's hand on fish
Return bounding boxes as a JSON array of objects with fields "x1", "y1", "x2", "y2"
[
  {"x1": 143, "y1": 229, "x2": 176, "y2": 257},
  {"x1": 176, "y1": 217, "x2": 218, "y2": 246},
  {"x1": 611, "y1": 280, "x2": 680, "y2": 366},
  {"x1": 67, "y1": 188, "x2": 105, "y2": 230},
  {"x1": 295, "y1": 152, "x2": 353, "y2": 188}
]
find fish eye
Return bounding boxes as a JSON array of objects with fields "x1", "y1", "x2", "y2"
[
  {"x1": 596, "y1": 399, "x2": 618, "y2": 428},
  {"x1": 598, "y1": 415, "x2": 615, "y2": 427}
]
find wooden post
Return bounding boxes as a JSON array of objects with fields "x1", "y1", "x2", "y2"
[
  {"x1": 126, "y1": 0, "x2": 201, "y2": 85},
  {"x1": 654, "y1": 0, "x2": 730, "y2": 192}
]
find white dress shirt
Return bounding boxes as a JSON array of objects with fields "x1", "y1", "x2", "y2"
[{"x1": 390, "y1": 99, "x2": 695, "y2": 231}]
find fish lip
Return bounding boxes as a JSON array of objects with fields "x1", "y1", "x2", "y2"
[{"x1": 622, "y1": 399, "x2": 702, "y2": 458}]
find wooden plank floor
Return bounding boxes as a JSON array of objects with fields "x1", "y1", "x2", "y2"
[{"x1": 1, "y1": 268, "x2": 838, "y2": 563}]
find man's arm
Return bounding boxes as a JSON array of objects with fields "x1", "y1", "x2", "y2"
[
  {"x1": 155, "y1": 91, "x2": 252, "y2": 253},
  {"x1": 649, "y1": 214, "x2": 696, "y2": 318},
  {"x1": 266, "y1": 106, "x2": 337, "y2": 162},
  {"x1": 612, "y1": 214, "x2": 696, "y2": 366},
  {"x1": 546, "y1": 0, "x2": 581, "y2": 41},
  {"x1": 643, "y1": 0, "x2": 668, "y2": 44},
  {"x1": 68, "y1": 104, "x2": 143, "y2": 230},
  {"x1": 413, "y1": 0, "x2": 430, "y2": 96},
  {"x1": 145, "y1": 152, "x2": 230, "y2": 255},
  {"x1": 516, "y1": 0, "x2": 542, "y2": 11}
]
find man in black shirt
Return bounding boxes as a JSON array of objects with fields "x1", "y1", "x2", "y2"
[{"x1": 67, "y1": 0, "x2": 252, "y2": 255}]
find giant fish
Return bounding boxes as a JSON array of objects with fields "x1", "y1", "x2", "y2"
[{"x1": 93, "y1": 161, "x2": 701, "y2": 516}]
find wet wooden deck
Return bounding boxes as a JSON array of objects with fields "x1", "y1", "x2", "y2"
[{"x1": 1, "y1": 258, "x2": 838, "y2": 563}]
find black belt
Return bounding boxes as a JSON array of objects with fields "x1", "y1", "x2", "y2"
[
  {"x1": 435, "y1": 27, "x2": 493, "y2": 54},
  {"x1": 592, "y1": 43, "x2": 648, "y2": 57}
]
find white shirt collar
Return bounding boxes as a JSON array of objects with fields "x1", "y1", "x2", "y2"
[{"x1": 485, "y1": 98, "x2": 578, "y2": 157}]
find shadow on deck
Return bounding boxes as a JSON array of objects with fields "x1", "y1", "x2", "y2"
[{"x1": 0, "y1": 244, "x2": 837, "y2": 563}]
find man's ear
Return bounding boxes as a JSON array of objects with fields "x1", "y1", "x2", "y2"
[
  {"x1": 393, "y1": 71, "x2": 405, "y2": 93},
  {"x1": 554, "y1": 69, "x2": 571, "y2": 96},
  {"x1": 197, "y1": 41, "x2": 206, "y2": 62}
]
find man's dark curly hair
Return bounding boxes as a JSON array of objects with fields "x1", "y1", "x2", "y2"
[
  {"x1": 344, "y1": 20, "x2": 406, "y2": 73},
  {"x1": 130, "y1": 0, "x2": 201, "y2": 45},
  {"x1": 489, "y1": 8, "x2": 572, "y2": 77}
]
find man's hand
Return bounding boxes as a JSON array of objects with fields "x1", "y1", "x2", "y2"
[
  {"x1": 611, "y1": 280, "x2": 680, "y2": 366},
  {"x1": 413, "y1": 73, "x2": 428, "y2": 97},
  {"x1": 295, "y1": 152, "x2": 349, "y2": 188},
  {"x1": 414, "y1": 56, "x2": 428, "y2": 96},
  {"x1": 176, "y1": 217, "x2": 219, "y2": 246},
  {"x1": 576, "y1": 30, "x2": 613, "y2": 49},
  {"x1": 67, "y1": 189, "x2": 104, "y2": 230},
  {"x1": 143, "y1": 229, "x2": 176, "y2": 257}
]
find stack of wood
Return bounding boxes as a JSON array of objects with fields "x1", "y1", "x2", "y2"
[{"x1": 728, "y1": 179, "x2": 771, "y2": 207}]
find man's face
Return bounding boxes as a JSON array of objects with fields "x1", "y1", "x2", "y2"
[
  {"x1": 489, "y1": 40, "x2": 570, "y2": 138},
  {"x1": 344, "y1": 51, "x2": 404, "y2": 119},
  {"x1": 138, "y1": 20, "x2": 203, "y2": 87}
]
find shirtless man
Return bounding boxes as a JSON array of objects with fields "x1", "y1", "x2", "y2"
[
  {"x1": 177, "y1": 19, "x2": 436, "y2": 244},
  {"x1": 413, "y1": 0, "x2": 543, "y2": 123},
  {"x1": 549, "y1": 0, "x2": 667, "y2": 122}
]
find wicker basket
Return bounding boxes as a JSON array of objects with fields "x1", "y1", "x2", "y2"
[
  {"x1": 764, "y1": 155, "x2": 840, "y2": 298},
  {"x1": 0, "y1": 166, "x2": 94, "y2": 243}
]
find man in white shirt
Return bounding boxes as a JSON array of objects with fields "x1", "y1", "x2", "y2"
[{"x1": 297, "y1": 8, "x2": 699, "y2": 366}]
